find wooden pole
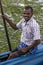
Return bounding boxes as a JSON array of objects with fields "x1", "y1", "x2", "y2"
[{"x1": 0, "y1": 0, "x2": 12, "y2": 51}]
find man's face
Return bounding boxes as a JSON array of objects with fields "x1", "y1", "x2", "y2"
[{"x1": 23, "y1": 9, "x2": 33, "y2": 21}]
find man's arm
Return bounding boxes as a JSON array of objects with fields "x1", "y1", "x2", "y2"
[
  {"x1": 20, "y1": 39, "x2": 40, "y2": 53},
  {"x1": 2, "y1": 14, "x2": 18, "y2": 30},
  {"x1": 27, "y1": 39, "x2": 40, "y2": 50}
]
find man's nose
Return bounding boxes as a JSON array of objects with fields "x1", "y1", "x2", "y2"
[{"x1": 24, "y1": 14, "x2": 28, "y2": 17}]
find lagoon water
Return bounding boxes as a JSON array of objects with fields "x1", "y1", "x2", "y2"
[{"x1": 39, "y1": 0, "x2": 43, "y2": 2}]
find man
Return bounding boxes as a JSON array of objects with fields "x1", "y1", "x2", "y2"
[{"x1": 3, "y1": 6, "x2": 41, "y2": 60}]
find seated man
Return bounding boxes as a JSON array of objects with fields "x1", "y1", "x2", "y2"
[{"x1": 2, "y1": 6, "x2": 41, "y2": 60}]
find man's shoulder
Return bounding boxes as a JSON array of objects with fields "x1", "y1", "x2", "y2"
[
  {"x1": 19, "y1": 18, "x2": 25, "y2": 23},
  {"x1": 32, "y1": 17, "x2": 36, "y2": 23},
  {"x1": 17, "y1": 18, "x2": 25, "y2": 25},
  {"x1": 30, "y1": 17, "x2": 40, "y2": 29},
  {"x1": 32, "y1": 18, "x2": 39, "y2": 25}
]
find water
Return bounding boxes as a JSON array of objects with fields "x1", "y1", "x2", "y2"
[{"x1": 39, "y1": 0, "x2": 43, "y2": 2}]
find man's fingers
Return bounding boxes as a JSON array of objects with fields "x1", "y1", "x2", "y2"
[
  {"x1": 1, "y1": 14, "x2": 8, "y2": 20},
  {"x1": 1, "y1": 15, "x2": 5, "y2": 19}
]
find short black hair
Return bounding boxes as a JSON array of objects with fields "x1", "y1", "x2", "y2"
[{"x1": 25, "y1": 6, "x2": 33, "y2": 13}]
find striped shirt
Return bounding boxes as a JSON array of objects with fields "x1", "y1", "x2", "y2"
[{"x1": 16, "y1": 16, "x2": 40, "y2": 46}]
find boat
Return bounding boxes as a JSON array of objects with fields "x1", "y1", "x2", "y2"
[{"x1": 0, "y1": 41, "x2": 43, "y2": 65}]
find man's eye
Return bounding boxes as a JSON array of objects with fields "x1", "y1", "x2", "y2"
[{"x1": 23, "y1": 13, "x2": 30, "y2": 15}]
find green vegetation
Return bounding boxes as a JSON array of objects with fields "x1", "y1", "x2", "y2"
[{"x1": 0, "y1": 0, "x2": 43, "y2": 53}]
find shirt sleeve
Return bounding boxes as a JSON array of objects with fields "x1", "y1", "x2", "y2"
[
  {"x1": 33, "y1": 23, "x2": 41, "y2": 40},
  {"x1": 16, "y1": 21, "x2": 22, "y2": 29},
  {"x1": 16, "y1": 18, "x2": 25, "y2": 29}
]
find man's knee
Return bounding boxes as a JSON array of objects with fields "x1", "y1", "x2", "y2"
[{"x1": 10, "y1": 52, "x2": 19, "y2": 57}]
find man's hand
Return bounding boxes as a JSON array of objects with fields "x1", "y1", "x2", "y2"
[
  {"x1": 1, "y1": 14, "x2": 18, "y2": 30},
  {"x1": 20, "y1": 47, "x2": 28, "y2": 53},
  {"x1": 2, "y1": 14, "x2": 10, "y2": 21}
]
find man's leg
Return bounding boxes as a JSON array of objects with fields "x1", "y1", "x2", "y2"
[
  {"x1": 7, "y1": 43, "x2": 30, "y2": 60},
  {"x1": 8, "y1": 47, "x2": 18, "y2": 60},
  {"x1": 8, "y1": 51, "x2": 19, "y2": 60},
  {"x1": 8, "y1": 50, "x2": 29, "y2": 60}
]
